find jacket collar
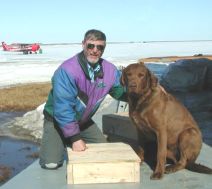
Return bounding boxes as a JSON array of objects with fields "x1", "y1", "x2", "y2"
[{"x1": 77, "y1": 51, "x2": 104, "y2": 80}]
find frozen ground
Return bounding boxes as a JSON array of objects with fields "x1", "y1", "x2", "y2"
[
  {"x1": 1, "y1": 41, "x2": 212, "y2": 88},
  {"x1": 1, "y1": 41, "x2": 212, "y2": 141}
]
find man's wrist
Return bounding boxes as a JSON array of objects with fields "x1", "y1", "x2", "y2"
[{"x1": 66, "y1": 134, "x2": 81, "y2": 145}]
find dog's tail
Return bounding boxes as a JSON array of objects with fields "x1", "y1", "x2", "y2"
[{"x1": 186, "y1": 163, "x2": 212, "y2": 174}]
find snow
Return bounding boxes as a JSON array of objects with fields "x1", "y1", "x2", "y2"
[{"x1": 1, "y1": 41, "x2": 212, "y2": 141}]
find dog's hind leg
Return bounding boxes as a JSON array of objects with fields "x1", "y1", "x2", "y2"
[{"x1": 165, "y1": 128, "x2": 202, "y2": 174}]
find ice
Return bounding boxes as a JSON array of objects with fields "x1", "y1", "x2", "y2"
[{"x1": 1, "y1": 41, "x2": 212, "y2": 141}]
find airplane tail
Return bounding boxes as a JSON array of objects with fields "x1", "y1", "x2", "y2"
[
  {"x1": 186, "y1": 163, "x2": 212, "y2": 174},
  {"x1": 1, "y1": 42, "x2": 9, "y2": 51}
]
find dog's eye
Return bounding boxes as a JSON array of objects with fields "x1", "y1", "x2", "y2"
[
  {"x1": 126, "y1": 73, "x2": 132, "y2": 77},
  {"x1": 138, "y1": 73, "x2": 144, "y2": 77}
]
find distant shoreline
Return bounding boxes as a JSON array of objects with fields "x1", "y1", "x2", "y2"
[
  {"x1": 38, "y1": 40, "x2": 212, "y2": 46},
  {"x1": 140, "y1": 54, "x2": 212, "y2": 62},
  {"x1": 1, "y1": 40, "x2": 212, "y2": 47}
]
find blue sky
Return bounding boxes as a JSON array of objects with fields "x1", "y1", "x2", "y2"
[{"x1": 1, "y1": 0, "x2": 212, "y2": 43}]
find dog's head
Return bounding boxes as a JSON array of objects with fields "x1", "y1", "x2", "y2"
[{"x1": 121, "y1": 61, "x2": 158, "y2": 96}]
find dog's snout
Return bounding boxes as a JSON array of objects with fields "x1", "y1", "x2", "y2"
[{"x1": 128, "y1": 82, "x2": 137, "y2": 88}]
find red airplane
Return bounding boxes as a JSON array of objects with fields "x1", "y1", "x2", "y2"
[{"x1": 1, "y1": 41, "x2": 42, "y2": 54}]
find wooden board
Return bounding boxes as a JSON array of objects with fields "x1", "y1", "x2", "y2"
[{"x1": 67, "y1": 142, "x2": 141, "y2": 184}]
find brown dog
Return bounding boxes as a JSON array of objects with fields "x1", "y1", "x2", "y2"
[{"x1": 121, "y1": 61, "x2": 212, "y2": 180}]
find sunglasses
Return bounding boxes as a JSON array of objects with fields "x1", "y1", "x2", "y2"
[{"x1": 86, "y1": 43, "x2": 105, "y2": 51}]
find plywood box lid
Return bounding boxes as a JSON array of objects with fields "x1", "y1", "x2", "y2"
[
  {"x1": 67, "y1": 142, "x2": 141, "y2": 164},
  {"x1": 114, "y1": 112, "x2": 129, "y2": 117}
]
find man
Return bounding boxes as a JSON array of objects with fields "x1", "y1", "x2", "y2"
[{"x1": 39, "y1": 29, "x2": 126, "y2": 169}]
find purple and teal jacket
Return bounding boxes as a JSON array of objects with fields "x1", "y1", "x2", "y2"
[{"x1": 44, "y1": 52, "x2": 126, "y2": 142}]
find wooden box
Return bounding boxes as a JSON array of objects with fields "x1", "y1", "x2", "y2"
[{"x1": 67, "y1": 142, "x2": 141, "y2": 184}]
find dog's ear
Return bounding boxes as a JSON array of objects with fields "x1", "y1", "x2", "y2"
[
  {"x1": 120, "y1": 68, "x2": 126, "y2": 86},
  {"x1": 148, "y1": 69, "x2": 158, "y2": 88},
  {"x1": 138, "y1": 60, "x2": 145, "y2": 65}
]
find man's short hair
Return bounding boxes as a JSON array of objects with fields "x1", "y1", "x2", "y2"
[{"x1": 84, "y1": 29, "x2": 106, "y2": 41}]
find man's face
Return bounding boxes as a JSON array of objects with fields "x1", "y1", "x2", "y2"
[{"x1": 82, "y1": 39, "x2": 106, "y2": 64}]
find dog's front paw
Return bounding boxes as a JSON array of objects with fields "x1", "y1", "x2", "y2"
[{"x1": 150, "y1": 172, "x2": 163, "y2": 180}]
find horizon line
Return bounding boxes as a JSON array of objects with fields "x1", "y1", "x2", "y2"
[{"x1": 40, "y1": 39, "x2": 212, "y2": 45}]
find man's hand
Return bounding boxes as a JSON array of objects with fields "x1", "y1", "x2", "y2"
[{"x1": 72, "y1": 139, "x2": 87, "y2": 151}]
